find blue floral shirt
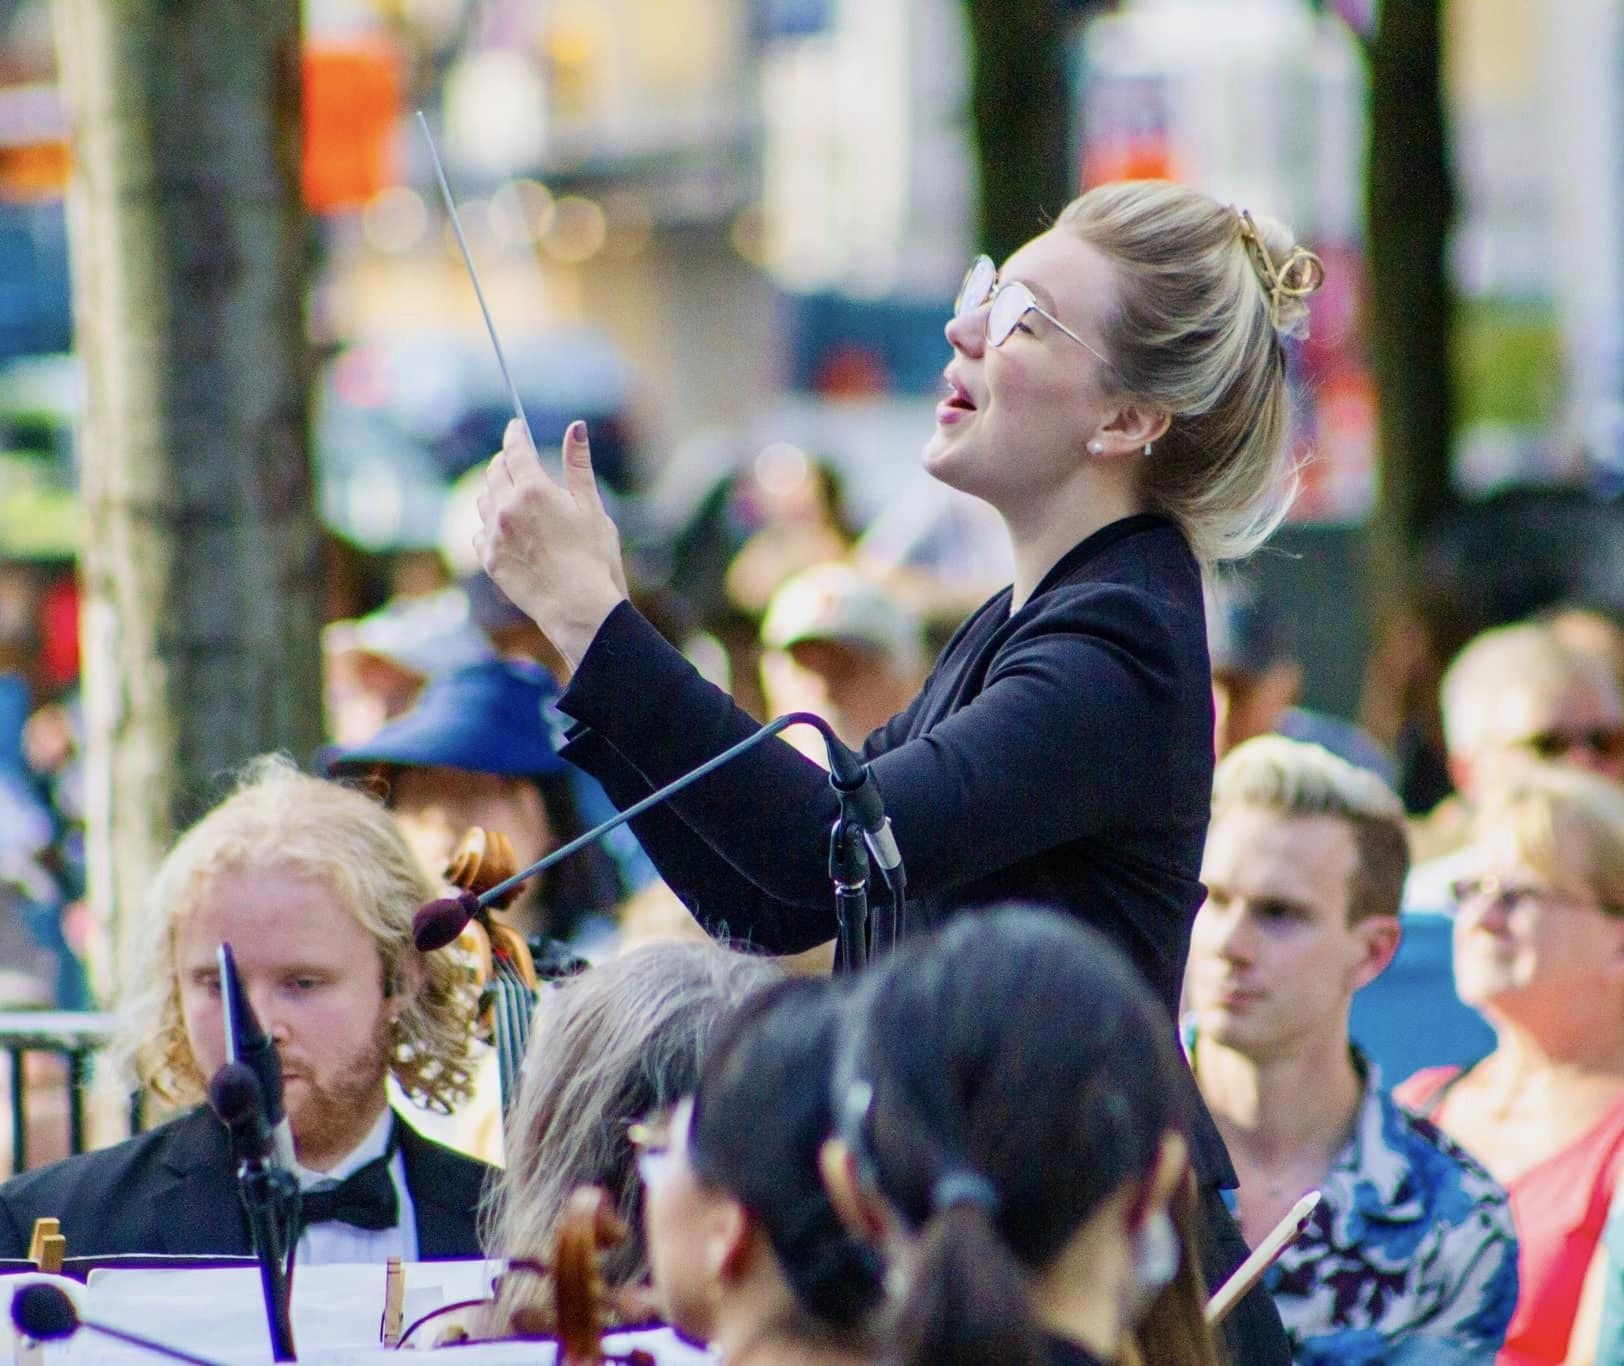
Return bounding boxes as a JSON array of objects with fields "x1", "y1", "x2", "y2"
[{"x1": 1192, "y1": 1039, "x2": 1520, "y2": 1364}]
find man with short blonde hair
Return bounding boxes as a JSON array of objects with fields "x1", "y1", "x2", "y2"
[{"x1": 1186, "y1": 736, "x2": 1517, "y2": 1361}]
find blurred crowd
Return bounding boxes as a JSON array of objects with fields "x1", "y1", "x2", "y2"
[{"x1": 1, "y1": 439, "x2": 1624, "y2": 1359}]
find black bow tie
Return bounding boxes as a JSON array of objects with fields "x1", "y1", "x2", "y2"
[{"x1": 297, "y1": 1152, "x2": 399, "y2": 1234}]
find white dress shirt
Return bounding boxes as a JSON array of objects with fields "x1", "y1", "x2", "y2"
[{"x1": 292, "y1": 1106, "x2": 418, "y2": 1267}]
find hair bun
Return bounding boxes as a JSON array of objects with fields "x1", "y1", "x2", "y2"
[{"x1": 1234, "y1": 208, "x2": 1325, "y2": 342}]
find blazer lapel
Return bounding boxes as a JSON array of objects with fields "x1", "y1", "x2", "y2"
[
  {"x1": 152, "y1": 1107, "x2": 254, "y2": 1255},
  {"x1": 398, "y1": 1120, "x2": 489, "y2": 1260}
]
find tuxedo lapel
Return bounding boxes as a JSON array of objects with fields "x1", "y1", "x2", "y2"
[
  {"x1": 398, "y1": 1119, "x2": 490, "y2": 1260},
  {"x1": 151, "y1": 1108, "x2": 253, "y2": 1255}
]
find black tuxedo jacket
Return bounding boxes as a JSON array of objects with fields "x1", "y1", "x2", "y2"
[{"x1": 0, "y1": 1105, "x2": 492, "y2": 1261}]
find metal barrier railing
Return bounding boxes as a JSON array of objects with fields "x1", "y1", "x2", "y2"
[{"x1": 0, "y1": 1011, "x2": 121, "y2": 1170}]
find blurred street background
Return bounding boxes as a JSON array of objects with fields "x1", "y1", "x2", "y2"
[{"x1": 0, "y1": 0, "x2": 1620, "y2": 1162}]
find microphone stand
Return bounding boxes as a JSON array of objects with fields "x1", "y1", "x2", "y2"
[
  {"x1": 828, "y1": 817, "x2": 870, "y2": 971},
  {"x1": 238, "y1": 1152, "x2": 298, "y2": 1361}
]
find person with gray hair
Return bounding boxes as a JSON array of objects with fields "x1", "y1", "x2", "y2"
[
  {"x1": 477, "y1": 940, "x2": 782, "y2": 1338},
  {"x1": 1398, "y1": 766, "x2": 1624, "y2": 1363},
  {"x1": 1185, "y1": 736, "x2": 1518, "y2": 1361},
  {"x1": 1359, "y1": 620, "x2": 1624, "y2": 1085}
]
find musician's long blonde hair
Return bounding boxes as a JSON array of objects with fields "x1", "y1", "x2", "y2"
[{"x1": 115, "y1": 754, "x2": 479, "y2": 1115}]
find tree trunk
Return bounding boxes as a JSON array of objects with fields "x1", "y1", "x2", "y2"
[
  {"x1": 50, "y1": 0, "x2": 322, "y2": 989},
  {"x1": 962, "y1": 0, "x2": 1076, "y2": 263},
  {"x1": 1364, "y1": 0, "x2": 1456, "y2": 607}
]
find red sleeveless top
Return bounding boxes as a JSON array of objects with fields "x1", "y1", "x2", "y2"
[{"x1": 1396, "y1": 1066, "x2": 1624, "y2": 1364}]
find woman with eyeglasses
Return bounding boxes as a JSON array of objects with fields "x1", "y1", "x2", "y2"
[
  {"x1": 1396, "y1": 765, "x2": 1624, "y2": 1364},
  {"x1": 637, "y1": 976, "x2": 883, "y2": 1365},
  {"x1": 475, "y1": 180, "x2": 1321, "y2": 1362},
  {"x1": 818, "y1": 905, "x2": 1218, "y2": 1366}
]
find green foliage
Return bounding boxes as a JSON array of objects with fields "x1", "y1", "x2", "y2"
[{"x1": 1451, "y1": 297, "x2": 1563, "y2": 430}]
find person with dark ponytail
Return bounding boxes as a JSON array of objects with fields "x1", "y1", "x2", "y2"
[
  {"x1": 820, "y1": 906, "x2": 1220, "y2": 1366},
  {"x1": 640, "y1": 976, "x2": 884, "y2": 1364}
]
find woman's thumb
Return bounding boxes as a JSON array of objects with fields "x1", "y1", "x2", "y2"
[{"x1": 561, "y1": 420, "x2": 603, "y2": 507}]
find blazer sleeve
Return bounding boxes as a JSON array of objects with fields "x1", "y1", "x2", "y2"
[
  {"x1": 558, "y1": 589, "x2": 1187, "y2": 930},
  {"x1": 561, "y1": 727, "x2": 838, "y2": 954}
]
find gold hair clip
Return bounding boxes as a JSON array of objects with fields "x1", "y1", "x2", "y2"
[{"x1": 1235, "y1": 208, "x2": 1325, "y2": 338}]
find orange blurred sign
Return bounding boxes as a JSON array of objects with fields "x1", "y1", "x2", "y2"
[
  {"x1": 0, "y1": 84, "x2": 69, "y2": 201},
  {"x1": 304, "y1": 42, "x2": 403, "y2": 213}
]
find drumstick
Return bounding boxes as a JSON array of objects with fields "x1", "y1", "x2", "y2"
[
  {"x1": 414, "y1": 110, "x2": 537, "y2": 453},
  {"x1": 1205, "y1": 1190, "x2": 1320, "y2": 1326}
]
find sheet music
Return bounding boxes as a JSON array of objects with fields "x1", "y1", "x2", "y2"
[
  {"x1": 46, "y1": 1326, "x2": 712, "y2": 1363},
  {"x1": 2, "y1": 1265, "x2": 713, "y2": 1363}
]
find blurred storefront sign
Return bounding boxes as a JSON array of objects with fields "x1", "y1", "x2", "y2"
[
  {"x1": 758, "y1": 0, "x2": 971, "y2": 300},
  {"x1": 1448, "y1": 0, "x2": 1624, "y2": 494},
  {"x1": 0, "y1": 84, "x2": 69, "y2": 202},
  {"x1": 304, "y1": 41, "x2": 405, "y2": 212}
]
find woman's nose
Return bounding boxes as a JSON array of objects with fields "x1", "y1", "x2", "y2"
[{"x1": 944, "y1": 304, "x2": 986, "y2": 357}]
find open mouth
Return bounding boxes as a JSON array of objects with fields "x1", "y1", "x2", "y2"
[{"x1": 942, "y1": 372, "x2": 977, "y2": 412}]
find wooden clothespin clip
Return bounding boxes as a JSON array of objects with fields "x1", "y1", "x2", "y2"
[
  {"x1": 380, "y1": 1255, "x2": 405, "y2": 1347},
  {"x1": 26, "y1": 1219, "x2": 63, "y2": 1276}
]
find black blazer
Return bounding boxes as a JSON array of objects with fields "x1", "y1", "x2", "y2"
[
  {"x1": 0, "y1": 1105, "x2": 492, "y2": 1261},
  {"x1": 558, "y1": 515, "x2": 1233, "y2": 1185}
]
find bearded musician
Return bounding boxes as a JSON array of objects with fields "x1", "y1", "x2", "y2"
[{"x1": 0, "y1": 757, "x2": 491, "y2": 1264}]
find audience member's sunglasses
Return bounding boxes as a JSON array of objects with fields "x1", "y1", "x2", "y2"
[
  {"x1": 954, "y1": 255, "x2": 1111, "y2": 367},
  {"x1": 1516, "y1": 725, "x2": 1624, "y2": 763}
]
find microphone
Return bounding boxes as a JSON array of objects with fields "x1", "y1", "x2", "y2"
[
  {"x1": 821, "y1": 731, "x2": 904, "y2": 883},
  {"x1": 12, "y1": 1282, "x2": 228, "y2": 1366},
  {"x1": 414, "y1": 711, "x2": 826, "y2": 951},
  {"x1": 207, "y1": 1061, "x2": 299, "y2": 1361},
  {"x1": 413, "y1": 891, "x2": 483, "y2": 954},
  {"x1": 218, "y1": 944, "x2": 297, "y2": 1170},
  {"x1": 208, "y1": 1062, "x2": 273, "y2": 1164}
]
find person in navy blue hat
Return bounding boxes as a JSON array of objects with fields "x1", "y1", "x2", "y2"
[{"x1": 326, "y1": 658, "x2": 629, "y2": 947}]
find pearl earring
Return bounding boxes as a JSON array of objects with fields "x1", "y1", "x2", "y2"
[
  {"x1": 1088, "y1": 440, "x2": 1104, "y2": 456},
  {"x1": 1144, "y1": 443, "x2": 1153, "y2": 457}
]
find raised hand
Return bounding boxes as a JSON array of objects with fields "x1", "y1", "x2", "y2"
[{"x1": 475, "y1": 419, "x2": 629, "y2": 670}]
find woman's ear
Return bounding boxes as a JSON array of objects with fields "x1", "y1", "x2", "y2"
[
  {"x1": 819, "y1": 1138, "x2": 890, "y2": 1248},
  {"x1": 1095, "y1": 405, "x2": 1172, "y2": 458},
  {"x1": 712, "y1": 1197, "x2": 756, "y2": 1283},
  {"x1": 1142, "y1": 1131, "x2": 1189, "y2": 1227}
]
